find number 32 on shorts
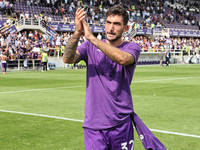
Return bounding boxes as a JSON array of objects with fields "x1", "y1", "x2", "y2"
[{"x1": 121, "y1": 140, "x2": 134, "y2": 150}]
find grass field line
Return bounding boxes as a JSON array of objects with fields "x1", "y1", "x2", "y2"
[
  {"x1": 0, "y1": 109, "x2": 84, "y2": 122},
  {"x1": 0, "y1": 85, "x2": 85, "y2": 94},
  {"x1": 1, "y1": 77, "x2": 199, "y2": 95},
  {"x1": 132, "y1": 77, "x2": 200, "y2": 83},
  {"x1": 0, "y1": 109, "x2": 200, "y2": 139}
]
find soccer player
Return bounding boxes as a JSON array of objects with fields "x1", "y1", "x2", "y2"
[
  {"x1": 63, "y1": 5, "x2": 140, "y2": 149},
  {"x1": 1, "y1": 52, "x2": 8, "y2": 75}
]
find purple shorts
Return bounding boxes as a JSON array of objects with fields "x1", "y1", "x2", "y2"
[
  {"x1": 84, "y1": 116, "x2": 134, "y2": 150},
  {"x1": 2, "y1": 62, "x2": 6, "y2": 68}
]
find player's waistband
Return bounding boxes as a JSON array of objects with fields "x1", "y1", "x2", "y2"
[{"x1": 2, "y1": 61, "x2": 6, "y2": 63}]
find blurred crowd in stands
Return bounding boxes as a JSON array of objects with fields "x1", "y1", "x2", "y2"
[
  {"x1": 0, "y1": 0, "x2": 200, "y2": 62},
  {"x1": 0, "y1": 29, "x2": 200, "y2": 62},
  {"x1": 131, "y1": 36, "x2": 200, "y2": 54},
  {"x1": 0, "y1": 0, "x2": 170, "y2": 28},
  {"x1": 164, "y1": 2, "x2": 200, "y2": 27},
  {"x1": 1, "y1": 0, "x2": 200, "y2": 29}
]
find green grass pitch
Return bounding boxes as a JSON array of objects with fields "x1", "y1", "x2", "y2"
[{"x1": 0, "y1": 64, "x2": 199, "y2": 150}]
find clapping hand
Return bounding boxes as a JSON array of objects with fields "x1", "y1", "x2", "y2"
[
  {"x1": 82, "y1": 19, "x2": 94, "y2": 41},
  {"x1": 74, "y1": 8, "x2": 86, "y2": 37}
]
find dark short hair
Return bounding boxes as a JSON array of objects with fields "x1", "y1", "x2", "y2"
[{"x1": 106, "y1": 5, "x2": 129, "y2": 26}]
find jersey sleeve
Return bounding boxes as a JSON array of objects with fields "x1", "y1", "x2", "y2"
[
  {"x1": 77, "y1": 40, "x2": 89, "y2": 63},
  {"x1": 123, "y1": 42, "x2": 141, "y2": 65}
]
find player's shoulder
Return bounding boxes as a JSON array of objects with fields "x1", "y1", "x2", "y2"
[
  {"x1": 127, "y1": 41, "x2": 140, "y2": 47},
  {"x1": 81, "y1": 39, "x2": 106, "y2": 48},
  {"x1": 80, "y1": 40, "x2": 92, "y2": 47},
  {"x1": 122, "y1": 41, "x2": 140, "y2": 49}
]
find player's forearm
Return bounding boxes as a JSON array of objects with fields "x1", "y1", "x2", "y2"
[
  {"x1": 89, "y1": 37, "x2": 133, "y2": 65},
  {"x1": 63, "y1": 33, "x2": 80, "y2": 64}
]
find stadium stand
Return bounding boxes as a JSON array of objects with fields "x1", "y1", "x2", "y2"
[{"x1": 0, "y1": 0, "x2": 200, "y2": 71}]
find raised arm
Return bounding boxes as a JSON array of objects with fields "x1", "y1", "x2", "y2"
[
  {"x1": 82, "y1": 20, "x2": 135, "y2": 66},
  {"x1": 89, "y1": 35, "x2": 134, "y2": 66},
  {"x1": 63, "y1": 8, "x2": 86, "y2": 64},
  {"x1": 63, "y1": 35, "x2": 81, "y2": 64}
]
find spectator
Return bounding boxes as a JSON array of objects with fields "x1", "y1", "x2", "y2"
[
  {"x1": 5, "y1": 23, "x2": 9, "y2": 29},
  {"x1": 6, "y1": 17, "x2": 11, "y2": 26},
  {"x1": 30, "y1": 0, "x2": 34, "y2": 6},
  {"x1": 20, "y1": 12, "x2": 25, "y2": 20},
  {"x1": 69, "y1": 5, "x2": 73, "y2": 15},
  {"x1": 97, "y1": 33, "x2": 102, "y2": 40},
  {"x1": 10, "y1": 5, "x2": 15, "y2": 18},
  {"x1": 184, "y1": 19, "x2": 188, "y2": 25},
  {"x1": 1, "y1": 2, "x2": 6, "y2": 14},
  {"x1": 1, "y1": 52, "x2": 8, "y2": 75},
  {"x1": 27, "y1": 0, "x2": 30, "y2": 6},
  {"x1": 25, "y1": 11, "x2": 29, "y2": 19},
  {"x1": 156, "y1": 21, "x2": 162, "y2": 28},
  {"x1": 70, "y1": 19, "x2": 75, "y2": 25},
  {"x1": 16, "y1": 10, "x2": 20, "y2": 20}
]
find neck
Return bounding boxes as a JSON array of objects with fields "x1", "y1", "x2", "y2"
[{"x1": 106, "y1": 38, "x2": 124, "y2": 47}]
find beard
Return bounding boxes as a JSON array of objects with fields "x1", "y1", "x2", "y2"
[{"x1": 106, "y1": 29, "x2": 124, "y2": 42}]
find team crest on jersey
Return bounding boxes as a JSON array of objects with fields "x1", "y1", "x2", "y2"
[
  {"x1": 96, "y1": 48, "x2": 102, "y2": 52},
  {"x1": 139, "y1": 134, "x2": 144, "y2": 140}
]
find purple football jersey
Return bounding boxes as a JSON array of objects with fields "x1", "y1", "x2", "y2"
[
  {"x1": 131, "y1": 112, "x2": 168, "y2": 150},
  {"x1": 77, "y1": 39, "x2": 141, "y2": 130}
]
